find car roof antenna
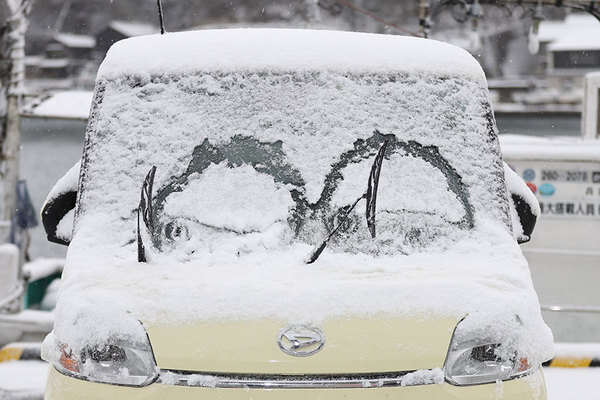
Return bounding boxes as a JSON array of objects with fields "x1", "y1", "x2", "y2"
[
  {"x1": 138, "y1": 166, "x2": 157, "y2": 262},
  {"x1": 157, "y1": 0, "x2": 166, "y2": 34}
]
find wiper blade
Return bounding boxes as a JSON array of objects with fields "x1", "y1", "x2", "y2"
[
  {"x1": 306, "y1": 141, "x2": 387, "y2": 264},
  {"x1": 305, "y1": 194, "x2": 365, "y2": 264},
  {"x1": 366, "y1": 141, "x2": 387, "y2": 238},
  {"x1": 137, "y1": 166, "x2": 157, "y2": 262}
]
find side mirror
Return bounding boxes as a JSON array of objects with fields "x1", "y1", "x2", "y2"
[
  {"x1": 503, "y1": 162, "x2": 539, "y2": 244},
  {"x1": 511, "y1": 193, "x2": 537, "y2": 244},
  {"x1": 41, "y1": 161, "x2": 80, "y2": 246}
]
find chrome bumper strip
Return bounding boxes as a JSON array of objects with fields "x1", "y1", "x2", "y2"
[{"x1": 158, "y1": 369, "x2": 444, "y2": 389}]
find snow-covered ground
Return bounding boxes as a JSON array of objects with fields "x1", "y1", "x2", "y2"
[
  {"x1": 544, "y1": 368, "x2": 600, "y2": 400},
  {"x1": 0, "y1": 360, "x2": 597, "y2": 399},
  {"x1": 0, "y1": 361, "x2": 47, "y2": 400}
]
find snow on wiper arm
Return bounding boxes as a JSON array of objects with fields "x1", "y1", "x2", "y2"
[
  {"x1": 306, "y1": 141, "x2": 387, "y2": 264},
  {"x1": 305, "y1": 194, "x2": 365, "y2": 264},
  {"x1": 137, "y1": 166, "x2": 157, "y2": 262},
  {"x1": 366, "y1": 141, "x2": 387, "y2": 238}
]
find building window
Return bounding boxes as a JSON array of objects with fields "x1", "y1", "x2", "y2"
[{"x1": 553, "y1": 50, "x2": 600, "y2": 69}]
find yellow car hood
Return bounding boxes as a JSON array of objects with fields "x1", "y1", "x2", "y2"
[{"x1": 145, "y1": 316, "x2": 459, "y2": 374}]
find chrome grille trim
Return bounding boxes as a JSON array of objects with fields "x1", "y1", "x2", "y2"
[{"x1": 158, "y1": 369, "x2": 442, "y2": 389}]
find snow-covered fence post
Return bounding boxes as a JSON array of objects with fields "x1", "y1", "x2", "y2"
[{"x1": 0, "y1": 0, "x2": 32, "y2": 244}]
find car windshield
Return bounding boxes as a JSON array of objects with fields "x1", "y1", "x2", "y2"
[{"x1": 79, "y1": 71, "x2": 511, "y2": 261}]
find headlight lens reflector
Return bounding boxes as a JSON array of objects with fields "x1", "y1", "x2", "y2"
[
  {"x1": 50, "y1": 337, "x2": 157, "y2": 387},
  {"x1": 444, "y1": 339, "x2": 531, "y2": 386},
  {"x1": 79, "y1": 339, "x2": 157, "y2": 386}
]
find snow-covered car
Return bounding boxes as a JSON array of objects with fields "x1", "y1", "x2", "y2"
[{"x1": 40, "y1": 29, "x2": 552, "y2": 399}]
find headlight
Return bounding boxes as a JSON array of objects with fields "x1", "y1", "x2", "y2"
[
  {"x1": 444, "y1": 326, "x2": 532, "y2": 386},
  {"x1": 43, "y1": 330, "x2": 158, "y2": 387}
]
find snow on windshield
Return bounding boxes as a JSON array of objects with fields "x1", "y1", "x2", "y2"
[
  {"x1": 158, "y1": 163, "x2": 294, "y2": 259},
  {"x1": 163, "y1": 164, "x2": 293, "y2": 234}
]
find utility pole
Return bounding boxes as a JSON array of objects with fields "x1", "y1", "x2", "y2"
[
  {"x1": 418, "y1": 0, "x2": 430, "y2": 37},
  {"x1": 0, "y1": 0, "x2": 32, "y2": 243}
]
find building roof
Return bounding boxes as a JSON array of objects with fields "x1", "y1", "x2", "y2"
[
  {"x1": 39, "y1": 59, "x2": 70, "y2": 69},
  {"x1": 24, "y1": 55, "x2": 44, "y2": 66},
  {"x1": 24, "y1": 90, "x2": 93, "y2": 120},
  {"x1": 548, "y1": 27, "x2": 600, "y2": 51},
  {"x1": 538, "y1": 13, "x2": 600, "y2": 44},
  {"x1": 53, "y1": 33, "x2": 96, "y2": 49},
  {"x1": 97, "y1": 29, "x2": 485, "y2": 82},
  {"x1": 108, "y1": 20, "x2": 158, "y2": 37}
]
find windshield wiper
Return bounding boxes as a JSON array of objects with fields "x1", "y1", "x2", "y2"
[
  {"x1": 306, "y1": 141, "x2": 387, "y2": 264},
  {"x1": 305, "y1": 194, "x2": 365, "y2": 264},
  {"x1": 366, "y1": 141, "x2": 387, "y2": 237},
  {"x1": 137, "y1": 166, "x2": 157, "y2": 262}
]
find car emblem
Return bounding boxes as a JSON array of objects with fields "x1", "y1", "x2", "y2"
[{"x1": 277, "y1": 325, "x2": 325, "y2": 357}]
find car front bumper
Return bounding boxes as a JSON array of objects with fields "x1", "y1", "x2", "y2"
[{"x1": 45, "y1": 366, "x2": 547, "y2": 400}]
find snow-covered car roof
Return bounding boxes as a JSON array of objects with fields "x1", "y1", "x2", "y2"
[{"x1": 97, "y1": 29, "x2": 486, "y2": 81}]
